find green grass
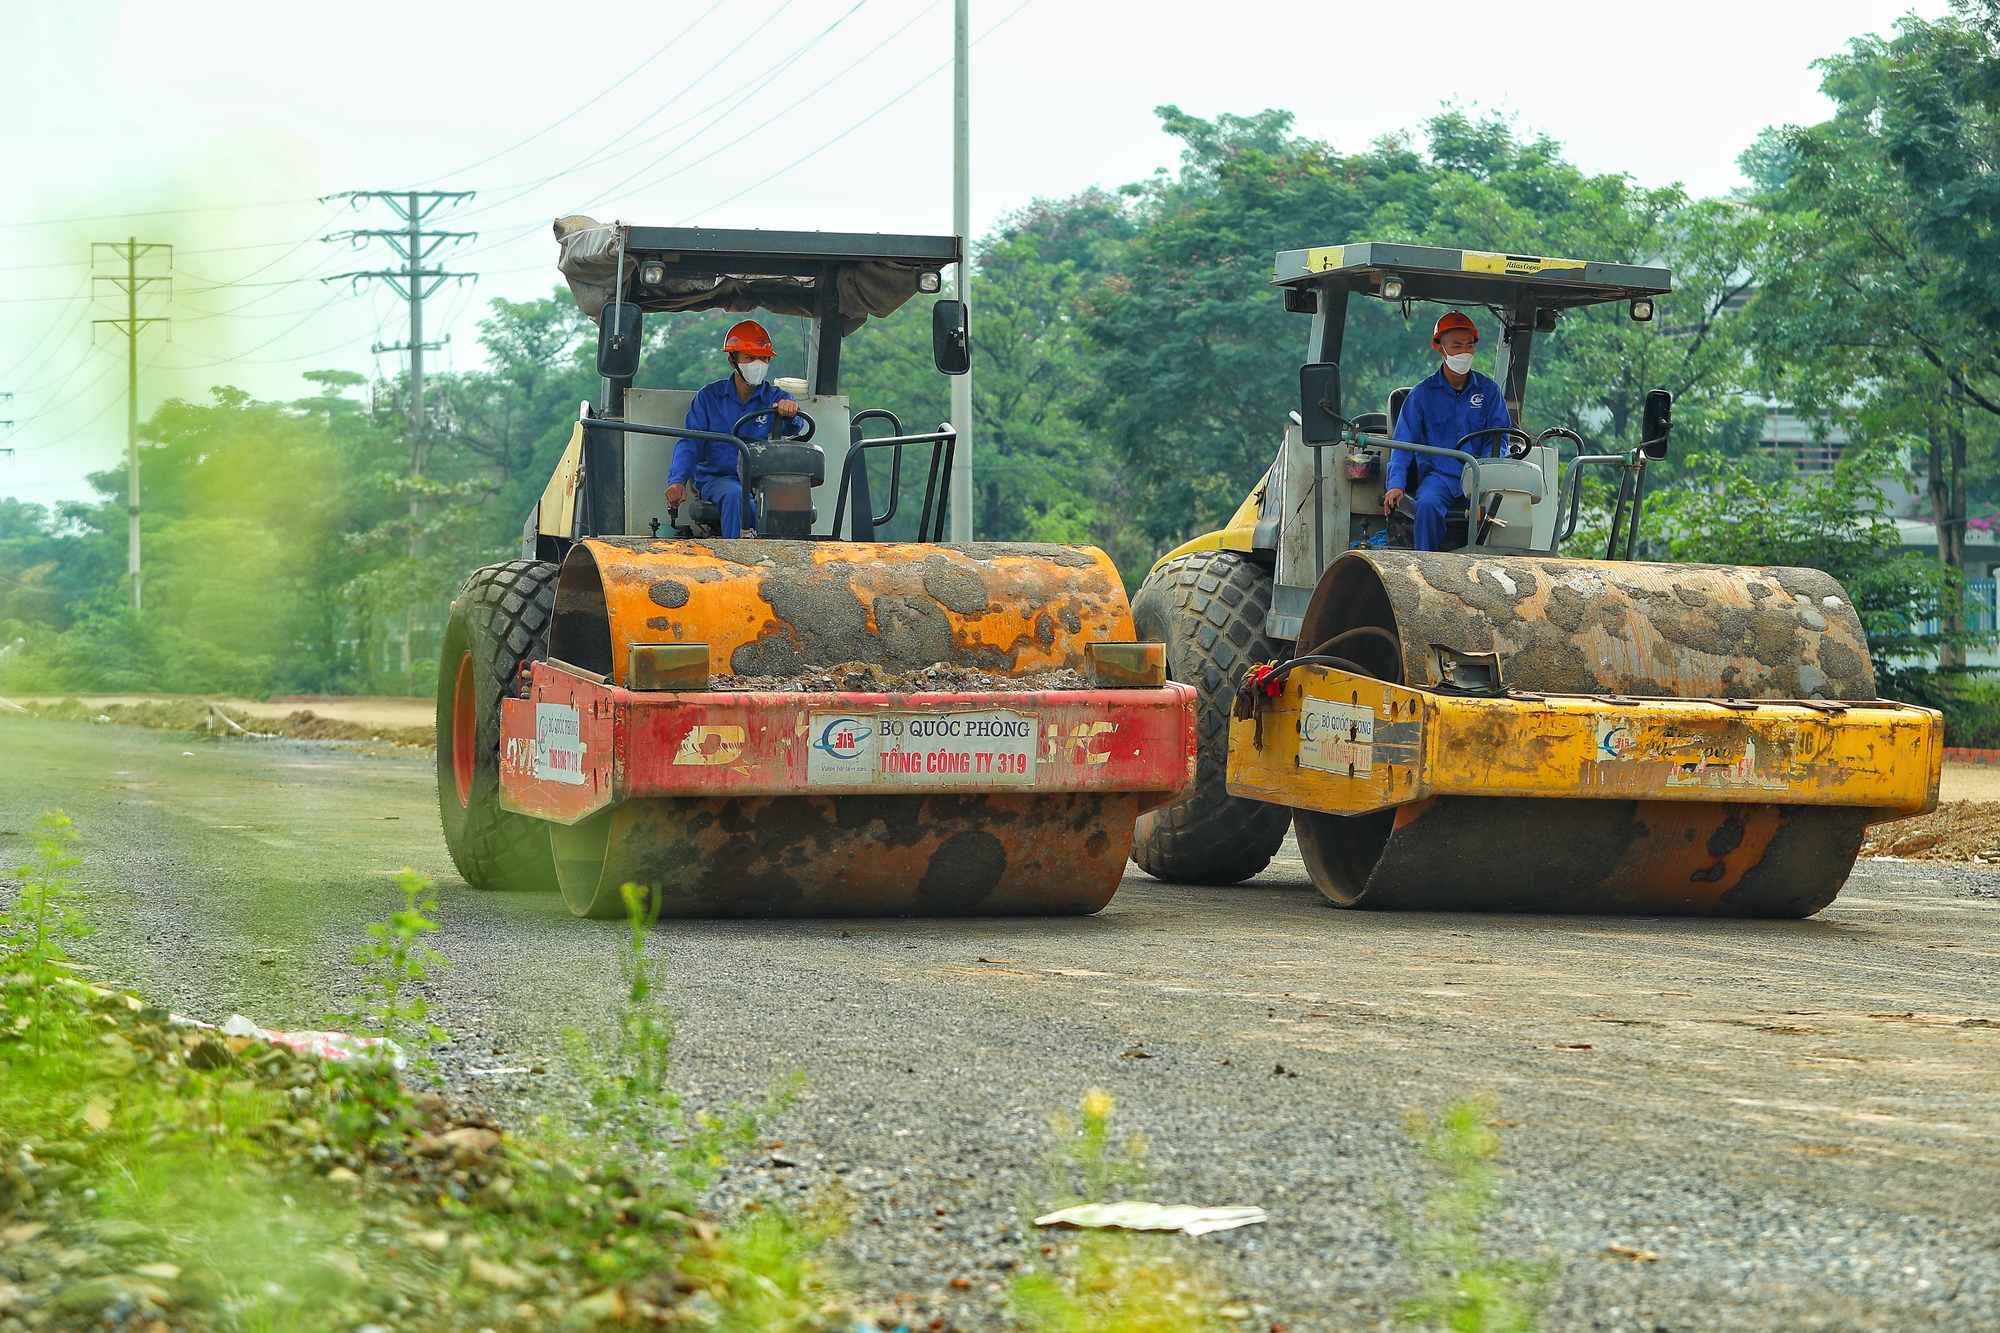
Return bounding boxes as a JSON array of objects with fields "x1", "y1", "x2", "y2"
[
  {"x1": 1388, "y1": 1096, "x2": 1553, "y2": 1333},
  {"x1": 0, "y1": 828, "x2": 843, "y2": 1332}
]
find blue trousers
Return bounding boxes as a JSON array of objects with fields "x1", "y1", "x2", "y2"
[
  {"x1": 1411, "y1": 471, "x2": 1465, "y2": 552},
  {"x1": 697, "y1": 475, "x2": 750, "y2": 538}
]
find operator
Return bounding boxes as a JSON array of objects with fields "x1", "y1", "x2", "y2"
[
  {"x1": 1381, "y1": 310, "x2": 1513, "y2": 552},
  {"x1": 664, "y1": 319, "x2": 804, "y2": 538}
]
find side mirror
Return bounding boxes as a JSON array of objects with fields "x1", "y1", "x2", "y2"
[
  {"x1": 1299, "y1": 362, "x2": 1343, "y2": 444},
  {"x1": 597, "y1": 302, "x2": 643, "y2": 380},
  {"x1": 932, "y1": 300, "x2": 970, "y2": 375},
  {"x1": 1640, "y1": 388, "x2": 1673, "y2": 459}
]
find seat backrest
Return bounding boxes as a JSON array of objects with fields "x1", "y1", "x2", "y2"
[
  {"x1": 1388, "y1": 387, "x2": 1412, "y2": 432},
  {"x1": 1468, "y1": 458, "x2": 1546, "y2": 502}
]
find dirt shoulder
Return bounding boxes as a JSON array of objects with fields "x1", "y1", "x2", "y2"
[
  {"x1": 1, "y1": 693, "x2": 433, "y2": 731},
  {"x1": 1, "y1": 696, "x2": 434, "y2": 748}
]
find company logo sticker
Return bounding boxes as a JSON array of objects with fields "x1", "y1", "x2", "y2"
[{"x1": 534, "y1": 703, "x2": 586, "y2": 785}]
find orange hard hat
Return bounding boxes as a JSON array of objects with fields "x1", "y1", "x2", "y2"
[
  {"x1": 722, "y1": 320, "x2": 776, "y2": 358},
  {"x1": 1431, "y1": 310, "x2": 1479, "y2": 347}
]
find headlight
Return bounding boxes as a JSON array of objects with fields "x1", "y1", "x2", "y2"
[{"x1": 638, "y1": 260, "x2": 665, "y2": 286}]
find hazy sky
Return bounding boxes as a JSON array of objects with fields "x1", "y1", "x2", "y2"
[{"x1": 0, "y1": 0, "x2": 1949, "y2": 504}]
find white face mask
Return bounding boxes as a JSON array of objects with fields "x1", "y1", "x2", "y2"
[
  {"x1": 737, "y1": 358, "x2": 770, "y2": 386},
  {"x1": 1443, "y1": 351, "x2": 1475, "y2": 375}
]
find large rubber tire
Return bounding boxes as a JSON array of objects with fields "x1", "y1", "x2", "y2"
[
  {"x1": 1129, "y1": 548, "x2": 1294, "y2": 884},
  {"x1": 436, "y1": 560, "x2": 560, "y2": 893}
]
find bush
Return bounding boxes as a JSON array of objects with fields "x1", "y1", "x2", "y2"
[
  {"x1": 1643, "y1": 447, "x2": 1975, "y2": 681},
  {"x1": 1887, "y1": 670, "x2": 2000, "y2": 748}
]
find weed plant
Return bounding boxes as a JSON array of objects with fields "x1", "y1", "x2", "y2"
[
  {"x1": 1388, "y1": 1096, "x2": 1553, "y2": 1333},
  {"x1": 332, "y1": 866, "x2": 450, "y2": 1060},
  {"x1": 6, "y1": 809, "x2": 91, "y2": 1056},
  {"x1": 1010, "y1": 1090, "x2": 1228, "y2": 1333},
  {"x1": 560, "y1": 882, "x2": 802, "y2": 1208}
]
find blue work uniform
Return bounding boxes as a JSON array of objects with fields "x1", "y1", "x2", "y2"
[
  {"x1": 668, "y1": 376, "x2": 805, "y2": 538},
  {"x1": 1386, "y1": 366, "x2": 1513, "y2": 551}
]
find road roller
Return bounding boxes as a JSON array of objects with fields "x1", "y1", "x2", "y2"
[
  {"x1": 437, "y1": 222, "x2": 1194, "y2": 918},
  {"x1": 1132, "y1": 241, "x2": 1943, "y2": 915}
]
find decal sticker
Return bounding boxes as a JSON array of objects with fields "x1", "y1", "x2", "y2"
[
  {"x1": 674, "y1": 725, "x2": 746, "y2": 766},
  {"x1": 534, "y1": 703, "x2": 586, "y2": 785},
  {"x1": 1299, "y1": 698, "x2": 1374, "y2": 777},
  {"x1": 807, "y1": 710, "x2": 1037, "y2": 787}
]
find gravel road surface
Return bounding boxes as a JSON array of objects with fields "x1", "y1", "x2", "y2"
[{"x1": 5, "y1": 715, "x2": 1999, "y2": 1332}]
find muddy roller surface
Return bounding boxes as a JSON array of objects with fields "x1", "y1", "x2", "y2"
[{"x1": 5, "y1": 715, "x2": 1999, "y2": 1331}]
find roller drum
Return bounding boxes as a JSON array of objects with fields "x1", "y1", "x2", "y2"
[
  {"x1": 551, "y1": 537, "x2": 1132, "y2": 683},
  {"x1": 1292, "y1": 551, "x2": 1887, "y2": 917},
  {"x1": 542, "y1": 537, "x2": 1140, "y2": 917},
  {"x1": 1299, "y1": 550, "x2": 1875, "y2": 701},
  {"x1": 554, "y1": 793, "x2": 1138, "y2": 919}
]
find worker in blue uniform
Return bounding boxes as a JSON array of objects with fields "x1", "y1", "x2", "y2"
[
  {"x1": 1381, "y1": 310, "x2": 1513, "y2": 552},
  {"x1": 664, "y1": 319, "x2": 805, "y2": 538}
]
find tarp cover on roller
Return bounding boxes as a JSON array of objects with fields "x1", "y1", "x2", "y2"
[{"x1": 554, "y1": 217, "x2": 926, "y2": 333}]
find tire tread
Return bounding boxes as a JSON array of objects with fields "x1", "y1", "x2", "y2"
[{"x1": 1130, "y1": 548, "x2": 1293, "y2": 885}]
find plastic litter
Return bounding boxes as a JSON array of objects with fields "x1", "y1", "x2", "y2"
[
  {"x1": 168, "y1": 1012, "x2": 404, "y2": 1067},
  {"x1": 1033, "y1": 1202, "x2": 1268, "y2": 1236}
]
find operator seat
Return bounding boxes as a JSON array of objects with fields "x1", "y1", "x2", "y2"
[{"x1": 1384, "y1": 385, "x2": 1472, "y2": 550}]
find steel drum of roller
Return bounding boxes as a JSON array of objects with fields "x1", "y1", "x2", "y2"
[
  {"x1": 534, "y1": 537, "x2": 1165, "y2": 918},
  {"x1": 1283, "y1": 550, "x2": 1908, "y2": 918}
]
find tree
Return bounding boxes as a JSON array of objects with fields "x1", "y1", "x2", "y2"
[
  {"x1": 1747, "y1": 8, "x2": 2000, "y2": 662},
  {"x1": 1079, "y1": 106, "x2": 1768, "y2": 551}
]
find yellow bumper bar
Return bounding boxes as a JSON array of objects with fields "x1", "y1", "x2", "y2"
[{"x1": 1226, "y1": 666, "x2": 1944, "y2": 822}]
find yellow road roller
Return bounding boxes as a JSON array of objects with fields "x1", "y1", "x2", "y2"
[
  {"x1": 1132, "y1": 242, "x2": 1942, "y2": 915},
  {"x1": 436, "y1": 223, "x2": 1193, "y2": 917}
]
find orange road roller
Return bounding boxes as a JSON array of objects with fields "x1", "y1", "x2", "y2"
[{"x1": 437, "y1": 223, "x2": 1193, "y2": 917}]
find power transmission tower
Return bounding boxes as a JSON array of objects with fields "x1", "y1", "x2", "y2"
[
  {"x1": 324, "y1": 190, "x2": 476, "y2": 464},
  {"x1": 0, "y1": 392, "x2": 13, "y2": 456},
  {"x1": 92, "y1": 240, "x2": 172, "y2": 611},
  {"x1": 323, "y1": 191, "x2": 476, "y2": 677}
]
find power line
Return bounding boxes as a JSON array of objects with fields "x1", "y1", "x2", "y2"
[
  {"x1": 436, "y1": 0, "x2": 810, "y2": 229},
  {"x1": 409, "y1": 0, "x2": 732, "y2": 188},
  {"x1": 0, "y1": 195, "x2": 326, "y2": 232},
  {"x1": 570, "y1": 0, "x2": 875, "y2": 212},
  {"x1": 0, "y1": 273, "x2": 89, "y2": 383},
  {"x1": 604, "y1": 0, "x2": 944, "y2": 207},
  {"x1": 674, "y1": 0, "x2": 1032, "y2": 224}
]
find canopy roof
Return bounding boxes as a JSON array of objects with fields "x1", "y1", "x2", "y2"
[
  {"x1": 1273, "y1": 241, "x2": 1672, "y2": 311},
  {"x1": 555, "y1": 218, "x2": 961, "y2": 333}
]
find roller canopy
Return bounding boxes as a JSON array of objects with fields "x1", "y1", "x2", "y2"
[
  {"x1": 554, "y1": 217, "x2": 961, "y2": 332},
  {"x1": 1273, "y1": 241, "x2": 1671, "y2": 311}
]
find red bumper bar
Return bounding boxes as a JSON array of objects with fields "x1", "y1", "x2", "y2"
[{"x1": 500, "y1": 661, "x2": 1197, "y2": 826}]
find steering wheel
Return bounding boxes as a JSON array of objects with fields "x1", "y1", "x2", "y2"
[
  {"x1": 1454, "y1": 426, "x2": 1536, "y2": 461},
  {"x1": 1535, "y1": 427, "x2": 1586, "y2": 452},
  {"x1": 731, "y1": 405, "x2": 817, "y2": 443}
]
